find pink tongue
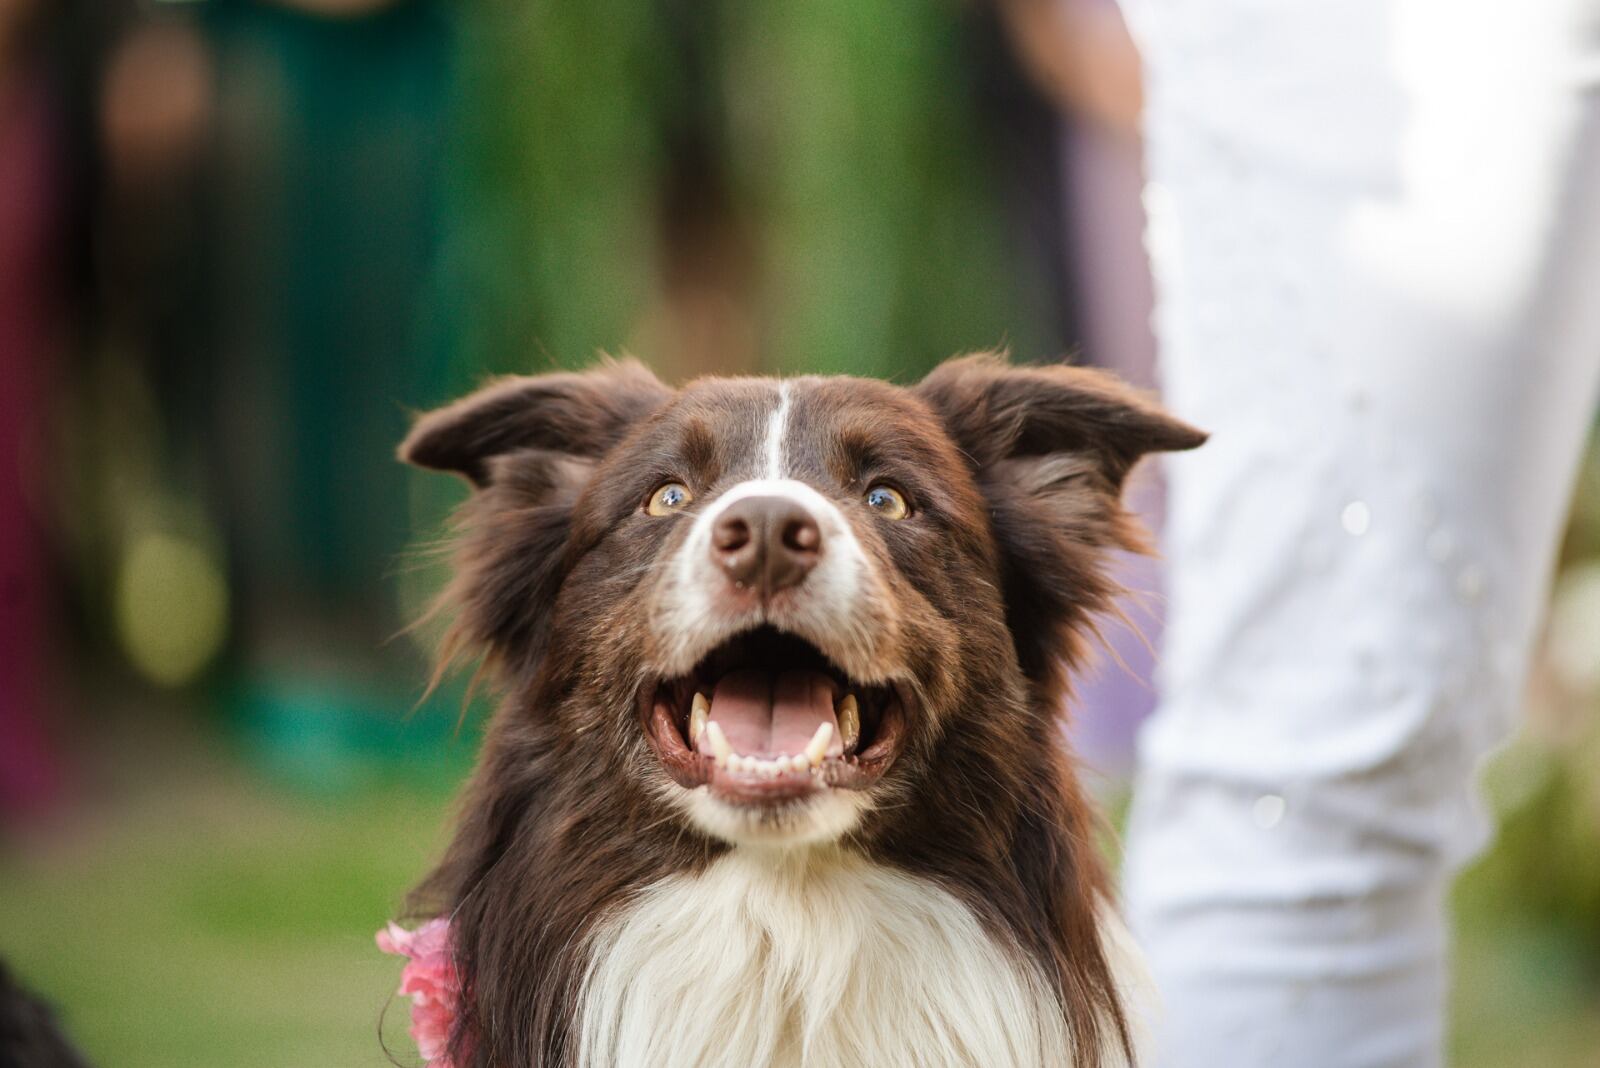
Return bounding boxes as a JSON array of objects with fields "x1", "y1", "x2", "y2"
[{"x1": 699, "y1": 669, "x2": 840, "y2": 757}]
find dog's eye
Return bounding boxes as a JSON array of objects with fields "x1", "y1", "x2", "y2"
[
  {"x1": 646, "y1": 482, "x2": 694, "y2": 516},
  {"x1": 864, "y1": 484, "x2": 909, "y2": 520}
]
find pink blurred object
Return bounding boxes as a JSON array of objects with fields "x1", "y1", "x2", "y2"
[
  {"x1": 376, "y1": 918, "x2": 460, "y2": 1066},
  {"x1": 0, "y1": 65, "x2": 64, "y2": 819}
]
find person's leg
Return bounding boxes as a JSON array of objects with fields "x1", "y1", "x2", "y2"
[{"x1": 1120, "y1": 1, "x2": 1600, "y2": 1064}]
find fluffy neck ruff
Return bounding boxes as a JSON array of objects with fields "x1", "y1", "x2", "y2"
[{"x1": 577, "y1": 845, "x2": 1105, "y2": 1068}]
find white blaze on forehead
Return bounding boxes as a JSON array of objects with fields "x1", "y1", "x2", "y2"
[
  {"x1": 694, "y1": 477, "x2": 839, "y2": 528},
  {"x1": 764, "y1": 382, "x2": 792, "y2": 480}
]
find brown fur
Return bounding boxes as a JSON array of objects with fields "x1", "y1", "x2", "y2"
[{"x1": 396, "y1": 353, "x2": 1205, "y2": 1068}]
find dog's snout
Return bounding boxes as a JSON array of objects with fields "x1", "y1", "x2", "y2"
[{"x1": 712, "y1": 496, "x2": 822, "y2": 595}]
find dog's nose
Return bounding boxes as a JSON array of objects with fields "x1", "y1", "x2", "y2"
[{"x1": 712, "y1": 496, "x2": 822, "y2": 595}]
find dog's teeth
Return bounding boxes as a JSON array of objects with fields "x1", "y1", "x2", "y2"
[
  {"x1": 689, "y1": 692, "x2": 709, "y2": 743},
  {"x1": 788, "y1": 754, "x2": 810, "y2": 774},
  {"x1": 837, "y1": 694, "x2": 860, "y2": 753},
  {"x1": 706, "y1": 721, "x2": 732, "y2": 766},
  {"x1": 728, "y1": 753, "x2": 746, "y2": 773},
  {"x1": 804, "y1": 722, "x2": 834, "y2": 767}
]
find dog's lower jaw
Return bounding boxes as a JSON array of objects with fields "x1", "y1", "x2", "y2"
[
  {"x1": 574, "y1": 845, "x2": 1146, "y2": 1068},
  {"x1": 668, "y1": 780, "x2": 874, "y2": 846}
]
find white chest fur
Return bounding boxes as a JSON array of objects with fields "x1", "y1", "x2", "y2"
[{"x1": 575, "y1": 848, "x2": 1095, "y2": 1068}]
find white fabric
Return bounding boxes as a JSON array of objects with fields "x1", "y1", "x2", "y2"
[{"x1": 1119, "y1": 1, "x2": 1600, "y2": 1064}]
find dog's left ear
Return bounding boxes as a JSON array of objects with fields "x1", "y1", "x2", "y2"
[
  {"x1": 916, "y1": 352, "x2": 1205, "y2": 487},
  {"x1": 400, "y1": 357, "x2": 672, "y2": 487},
  {"x1": 916, "y1": 352, "x2": 1206, "y2": 680}
]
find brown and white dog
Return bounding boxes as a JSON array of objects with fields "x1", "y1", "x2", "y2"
[{"x1": 395, "y1": 353, "x2": 1205, "y2": 1068}]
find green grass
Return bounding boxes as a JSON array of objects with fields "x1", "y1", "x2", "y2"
[{"x1": 0, "y1": 760, "x2": 456, "y2": 1068}]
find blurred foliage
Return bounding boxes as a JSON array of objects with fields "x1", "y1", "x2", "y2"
[
  {"x1": 1458, "y1": 440, "x2": 1600, "y2": 961},
  {"x1": 1447, "y1": 438, "x2": 1600, "y2": 1061},
  {"x1": 1450, "y1": 714, "x2": 1600, "y2": 1066},
  {"x1": 447, "y1": 0, "x2": 1044, "y2": 379},
  {"x1": 1468, "y1": 721, "x2": 1600, "y2": 963},
  {"x1": 55, "y1": 0, "x2": 1053, "y2": 701}
]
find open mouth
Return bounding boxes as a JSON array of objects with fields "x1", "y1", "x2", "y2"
[{"x1": 644, "y1": 625, "x2": 907, "y2": 805}]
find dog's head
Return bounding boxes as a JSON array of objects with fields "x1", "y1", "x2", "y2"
[{"x1": 403, "y1": 353, "x2": 1203, "y2": 848}]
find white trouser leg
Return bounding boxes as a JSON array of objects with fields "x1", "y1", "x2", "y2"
[{"x1": 1120, "y1": 1, "x2": 1600, "y2": 1064}]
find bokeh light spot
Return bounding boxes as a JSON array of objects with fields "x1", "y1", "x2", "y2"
[{"x1": 115, "y1": 532, "x2": 229, "y2": 687}]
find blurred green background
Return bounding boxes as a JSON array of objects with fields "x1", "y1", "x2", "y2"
[{"x1": 0, "y1": 1, "x2": 1595, "y2": 1066}]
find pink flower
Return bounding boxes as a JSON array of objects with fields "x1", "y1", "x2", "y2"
[{"x1": 377, "y1": 917, "x2": 460, "y2": 1066}]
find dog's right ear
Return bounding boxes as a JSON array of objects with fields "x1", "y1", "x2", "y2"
[
  {"x1": 403, "y1": 359, "x2": 672, "y2": 685},
  {"x1": 400, "y1": 358, "x2": 672, "y2": 487}
]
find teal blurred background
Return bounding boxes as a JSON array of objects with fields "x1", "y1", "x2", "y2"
[{"x1": 0, "y1": 1, "x2": 1595, "y2": 1065}]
